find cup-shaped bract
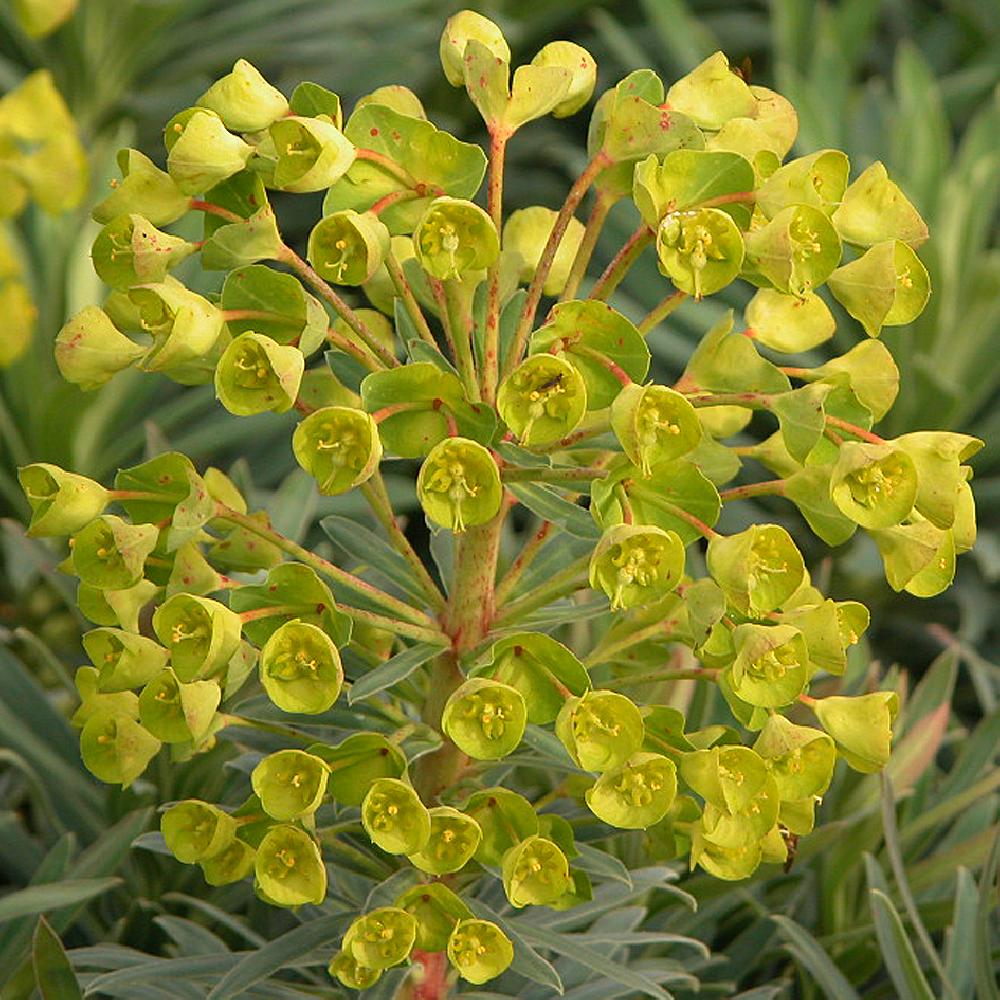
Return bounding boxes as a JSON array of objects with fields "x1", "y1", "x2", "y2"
[
  {"x1": 72, "y1": 515, "x2": 158, "y2": 591},
  {"x1": 440, "y1": 10, "x2": 510, "y2": 87},
  {"x1": 497, "y1": 353, "x2": 587, "y2": 446},
  {"x1": 396, "y1": 883, "x2": 473, "y2": 952},
  {"x1": 18, "y1": 463, "x2": 108, "y2": 537},
  {"x1": 756, "y1": 150, "x2": 849, "y2": 218},
  {"x1": 729, "y1": 623, "x2": 810, "y2": 708},
  {"x1": 812, "y1": 691, "x2": 899, "y2": 773},
  {"x1": 442, "y1": 677, "x2": 526, "y2": 760},
  {"x1": 83, "y1": 628, "x2": 170, "y2": 692},
  {"x1": 447, "y1": 919, "x2": 514, "y2": 985},
  {"x1": 345, "y1": 907, "x2": 417, "y2": 971},
  {"x1": 744, "y1": 288, "x2": 836, "y2": 353},
  {"x1": 414, "y1": 197, "x2": 499, "y2": 280},
  {"x1": 308, "y1": 210, "x2": 388, "y2": 285},
  {"x1": 92, "y1": 149, "x2": 190, "y2": 227},
  {"x1": 749, "y1": 85, "x2": 798, "y2": 158},
  {"x1": 699, "y1": 770, "x2": 779, "y2": 849},
  {"x1": 753, "y1": 713, "x2": 835, "y2": 800},
  {"x1": 197, "y1": 59, "x2": 288, "y2": 132},
  {"x1": 691, "y1": 831, "x2": 762, "y2": 881},
  {"x1": 408, "y1": 806, "x2": 482, "y2": 874},
  {"x1": 680, "y1": 745, "x2": 771, "y2": 815},
  {"x1": 80, "y1": 711, "x2": 160, "y2": 786},
  {"x1": 254, "y1": 824, "x2": 327, "y2": 906},
  {"x1": 361, "y1": 777, "x2": 431, "y2": 855},
  {"x1": 589, "y1": 523, "x2": 685, "y2": 610},
  {"x1": 656, "y1": 208, "x2": 744, "y2": 299},
  {"x1": 130, "y1": 281, "x2": 225, "y2": 377},
  {"x1": 215, "y1": 332, "x2": 304, "y2": 415},
  {"x1": 152, "y1": 593, "x2": 242, "y2": 682},
  {"x1": 586, "y1": 751, "x2": 678, "y2": 829},
  {"x1": 312, "y1": 733, "x2": 406, "y2": 805},
  {"x1": 201, "y1": 838, "x2": 256, "y2": 886},
  {"x1": 664, "y1": 51, "x2": 755, "y2": 130},
  {"x1": 530, "y1": 41, "x2": 597, "y2": 117},
  {"x1": 832, "y1": 161, "x2": 928, "y2": 249},
  {"x1": 501, "y1": 834, "x2": 571, "y2": 907},
  {"x1": 292, "y1": 405, "x2": 382, "y2": 496},
  {"x1": 137, "y1": 669, "x2": 221, "y2": 743},
  {"x1": 166, "y1": 109, "x2": 254, "y2": 195},
  {"x1": 503, "y1": 207, "x2": 585, "y2": 296},
  {"x1": 328, "y1": 950, "x2": 381, "y2": 990},
  {"x1": 707, "y1": 523, "x2": 806, "y2": 614},
  {"x1": 417, "y1": 437, "x2": 502, "y2": 532},
  {"x1": 251, "y1": 749, "x2": 330, "y2": 821},
  {"x1": 269, "y1": 115, "x2": 355, "y2": 193},
  {"x1": 744, "y1": 204, "x2": 842, "y2": 296},
  {"x1": 556, "y1": 690, "x2": 644, "y2": 772},
  {"x1": 830, "y1": 441, "x2": 918, "y2": 529},
  {"x1": 54, "y1": 306, "x2": 145, "y2": 390},
  {"x1": 260, "y1": 620, "x2": 343, "y2": 714},
  {"x1": 611, "y1": 383, "x2": 701, "y2": 476},
  {"x1": 463, "y1": 787, "x2": 539, "y2": 866},
  {"x1": 161, "y1": 800, "x2": 237, "y2": 863}
]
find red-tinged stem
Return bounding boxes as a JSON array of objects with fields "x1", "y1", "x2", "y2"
[
  {"x1": 799, "y1": 693, "x2": 817, "y2": 707},
  {"x1": 699, "y1": 190, "x2": 756, "y2": 208},
  {"x1": 825, "y1": 415, "x2": 885, "y2": 445},
  {"x1": 560, "y1": 192, "x2": 614, "y2": 302},
  {"x1": 430, "y1": 278, "x2": 479, "y2": 401},
  {"x1": 481, "y1": 130, "x2": 508, "y2": 404},
  {"x1": 238, "y1": 605, "x2": 295, "y2": 623},
  {"x1": 780, "y1": 366, "x2": 813, "y2": 379},
  {"x1": 107, "y1": 489, "x2": 165, "y2": 502},
  {"x1": 614, "y1": 482, "x2": 634, "y2": 524},
  {"x1": 638, "y1": 290, "x2": 687, "y2": 334},
  {"x1": 433, "y1": 398, "x2": 460, "y2": 438},
  {"x1": 293, "y1": 398, "x2": 315, "y2": 416},
  {"x1": 601, "y1": 666, "x2": 720, "y2": 689},
  {"x1": 325, "y1": 324, "x2": 383, "y2": 373},
  {"x1": 494, "y1": 553, "x2": 591, "y2": 627},
  {"x1": 495, "y1": 520, "x2": 553, "y2": 605},
  {"x1": 501, "y1": 464, "x2": 610, "y2": 484},
  {"x1": 370, "y1": 401, "x2": 425, "y2": 423},
  {"x1": 654, "y1": 498, "x2": 720, "y2": 540},
  {"x1": 589, "y1": 225, "x2": 653, "y2": 302},
  {"x1": 189, "y1": 199, "x2": 241, "y2": 223},
  {"x1": 719, "y1": 479, "x2": 788, "y2": 502},
  {"x1": 354, "y1": 147, "x2": 420, "y2": 188},
  {"x1": 370, "y1": 188, "x2": 420, "y2": 216},
  {"x1": 384, "y1": 252, "x2": 437, "y2": 348},
  {"x1": 221, "y1": 309, "x2": 285, "y2": 323},
  {"x1": 568, "y1": 342, "x2": 633, "y2": 387}
]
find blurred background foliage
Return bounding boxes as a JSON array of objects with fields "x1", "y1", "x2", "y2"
[{"x1": 0, "y1": 0, "x2": 996, "y2": 997}]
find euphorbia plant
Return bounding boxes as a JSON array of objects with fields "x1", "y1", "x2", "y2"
[{"x1": 21, "y1": 9, "x2": 981, "y2": 995}]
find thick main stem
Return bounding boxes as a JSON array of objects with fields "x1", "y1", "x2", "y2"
[{"x1": 481, "y1": 130, "x2": 508, "y2": 403}]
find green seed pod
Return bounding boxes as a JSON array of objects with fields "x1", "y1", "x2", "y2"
[
  {"x1": 161, "y1": 799, "x2": 237, "y2": 863},
  {"x1": 589, "y1": 523, "x2": 685, "y2": 610},
  {"x1": 308, "y1": 210, "x2": 388, "y2": 286},
  {"x1": 656, "y1": 208, "x2": 744, "y2": 299},
  {"x1": 442, "y1": 677, "x2": 527, "y2": 760},
  {"x1": 292, "y1": 405, "x2": 382, "y2": 495},
  {"x1": 417, "y1": 437, "x2": 502, "y2": 532},
  {"x1": 706, "y1": 523, "x2": 806, "y2": 614},
  {"x1": 729, "y1": 623, "x2": 810, "y2": 708},
  {"x1": 152, "y1": 593, "x2": 242, "y2": 682},
  {"x1": 344, "y1": 907, "x2": 417, "y2": 971},
  {"x1": 556, "y1": 690, "x2": 644, "y2": 773},
  {"x1": 680, "y1": 745, "x2": 770, "y2": 814},
  {"x1": 463, "y1": 787, "x2": 539, "y2": 866},
  {"x1": 259, "y1": 620, "x2": 343, "y2": 714},
  {"x1": 93, "y1": 148, "x2": 190, "y2": 227},
  {"x1": 503, "y1": 207, "x2": 586, "y2": 296},
  {"x1": 753, "y1": 714, "x2": 835, "y2": 800},
  {"x1": 328, "y1": 950, "x2": 381, "y2": 990},
  {"x1": 414, "y1": 197, "x2": 499, "y2": 280},
  {"x1": 91, "y1": 214, "x2": 196, "y2": 289},
  {"x1": 254, "y1": 824, "x2": 327, "y2": 906},
  {"x1": 586, "y1": 752, "x2": 678, "y2": 829},
  {"x1": 812, "y1": 691, "x2": 899, "y2": 773},
  {"x1": 251, "y1": 749, "x2": 330, "y2": 821},
  {"x1": 72, "y1": 515, "x2": 158, "y2": 591},
  {"x1": 395, "y1": 883, "x2": 473, "y2": 952},
  {"x1": 447, "y1": 918, "x2": 514, "y2": 985},
  {"x1": 832, "y1": 161, "x2": 928, "y2": 249},
  {"x1": 130, "y1": 281, "x2": 226, "y2": 376},
  {"x1": 80, "y1": 711, "x2": 160, "y2": 787},
  {"x1": 497, "y1": 353, "x2": 587, "y2": 446},
  {"x1": 408, "y1": 806, "x2": 482, "y2": 875},
  {"x1": 197, "y1": 59, "x2": 289, "y2": 132},
  {"x1": 215, "y1": 332, "x2": 304, "y2": 415},
  {"x1": 54, "y1": 306, "x2": 145, "y2": 390},
  {"x1": 744, "y1": 204, "x2": 842, "y2": 296},
  {"x1": 665, "y1": 51, "x2": 755, "y2": 130},
  {"x1": 166, "y1": 109, "x2": 254, "y2": 195},
  {"x1": 361, "y1": 777, "x2": 431, "y2": 855},
  {"x1": 18, "y1": 463, "x2": 109, "y2": 537},
  {"x1": 611, "y1": 383, "x2": 701, "y2": 476},
  {"x1": 531, "y1": 41, "x2": 597, "y2": 117},
  {"x1": 440, "y1": 10, "x2": 510, "y2": 87},
  {"x1": 200, "y1": 838, "x2": 256, "y2": 886},
  {"x1": 83, "y1": 627, "x2": 170, "y2": 692},
  {"x1": 270, "y1": 116, "x2": 356, "y2": 193},
  {"x1": 830, "y1": 441, "x2": 918, "y2": 529},
  {"x1": 310, "y1": 733, "x2": 405, "y2": 805},
  {"x1": 138, "y1": 669, "x2": 221, "y2": 743},
  {"x1": 501, "y1": 834, "x2": 571, "y2": 907}
]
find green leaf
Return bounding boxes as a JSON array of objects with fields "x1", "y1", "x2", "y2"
[
  {"x1": 0, "y1": 879, "x2": 121, "y2": 924},
  {"x1": 975, "y1": 831, "x2": 1000, "y2": 1000},
  {"x1": 201, "y1": 208, "x2": 284, "y2": 271},
  {"x1": 347, "y1": 641, "x2": 444, "y2": 703},
  {"x1": 32, "y1": 917, "x2": 82, "y2": 1000},
  {"x1": 770, "y1": 915, "x2": 861, "y2": 1000},
  {"x1": 771, "y1": 383, "x2": 832, "y2": 463},
  {"x1": 869, "y1": 889, "x2": 936, "y2": 1000},
  {"x1": 682, "y1": 310, "x2": 790, "y2": 395},
  {"x1": 507, "y1": 483, "x2": 599, "y2": 540}
]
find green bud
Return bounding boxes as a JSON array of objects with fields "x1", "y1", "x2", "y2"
[
  {"x1": 556, "y1": 690, "x2": 644, "y2": 772},
  {"x1": 197, "y1": 59, "x2": 288, "y2": 132},
  {"x1": 756, "y1": 150, "x2": 849, "y2": 218},
  {"x1": 93, "y1": 148, "x2": 190, "y2": 227},
  {"x1": 80, "y1": 711, "x2": 160, "y2": 787},
  {"x1": 665, "y1": 51, "x2": 755, "y2": 130},
  {"x1": 586, "y1": 752, "x2": 678, "y2": 829},
  {"x1": 729, "y1": 623, "x2": 810, "y2": 708},
  {"x1": 442, "y1": 677, "x2": 526, "y2": 760},
  {"x1": 161, "y1": 799, "x2": 237, "y2": 863},
  {"x1": 417, "y1": 437, "x2": 502, "y2": 532},
  {"x1": 83, "y1": 627, "x2": 169, "y2": 692},
  {"x1": 754, "y1": 714, "x2": 835, "y2": 800},
  {"x1": 497, "y1": 353, "x2": 587, "y2": 446},
  {"x1": 166, "y1": 109, "x2": 254, "y2": 195},
  {"x1": 414, "y1": 197, "x2": 499, "y2": 280},
  {"x1": 138, "y1": 669, "x2": 221, "y2": 743},
  {"x1": 830, "y1": 441, "x2": 918, "y2": 529},
  {"x1": 531, "y1": 41, "x2": 597, "y2": 117},
  {"x1": 440, "y1": 10, "x2": 510, "y2": 87},
  {"x1": 54, "y1": 306, "x2": 144, "y2": 390},
  {"x1": 395, "y1": 883, "x2": 473, "y2": 952},
  {"x1": 345, "y1": 907, "x2": 417, "y2": 971},
  {"x1": 260, "y1": 619, "x2": 343, "y2": 715},
  {"x1": 201, "y1": 838, "x2": 256, "y2": 886},
  {"x1": 501, "y1": 834, "x2": 571, "y2": 907},
  {"x1": 269, "y1": 116, "x2": 355, "y2": 193},
  {"x1": 744, "y1": 288, "x2": 835, "y2": 353},
  {"x1": 361, "y1": 777, "x2": 431, "y2": 855},
  {"x1": 215, "y1": 332, "x2": 304, "y2": 415},
  {"x1": 656, "y1": 207, "x2": 744, "y2": 298},
  {"x1": 152, "y1": 593, "x2": 242, "y2": 682},
  {"x1": 409, "y1": 806, "x2": 482, "y2": 874},
  {"x1": 745, "y1": 204, "x2": 842, "y2": 295},
  {"x1": 292, "y1": 405, "x2": 382, "y2": 495},
  {"x1": 812, "y1": 691, "x2": 899, "y2": 773},
  {"x1": 447, "y1": 919, "x2": 514, "y2": 984},
  {"x1": 832, "y1": 161, "x2": 928, "y2": 249},
  {"x1": 707, "y1": 523, "x2": 806, "y2": 614},
  {"x1": 91, "y1": 214, "x2": 195, "y2": 289},
  {"x1": 503, "y1": 207, "x2": 585, "y2": 296},
  {"x1": 251, "y1": 749, "x2": 330, "y2": 821},
  {"x1": 254, "y1": 824, "x2": 326, "y2": 906},
  {"x1": 462, "y1": 787, "x2": 539, "y2": 867},
  {"x1": 310, "y1": 733, "x2": 405, "y2": 805},
  {"x1": 611, "y1": 383, "x2": 701, "y2": 476},
  {"x1": 72, "y1": 515, "x2": 158, "y2": 591},
  {"x1": 590, "y1": 523, "x2": 685, "y2": 610},
  {"x1": 307, "y1": 209, "x2": 388, "y2": 285},
  {"x1": 328, "y1": 950, "x2": 381, "y2": 990},
  {"x1": 18, "y1": 463, "x2": 108, "y2": 537}
]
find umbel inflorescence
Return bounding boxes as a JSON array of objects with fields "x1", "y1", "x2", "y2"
[{"x1": 22, "y1": 10, "x2": 980, "y2": 993}]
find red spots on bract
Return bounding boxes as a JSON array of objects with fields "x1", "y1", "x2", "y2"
[
  {"x1": 660, "y1": 112, "x2": 672, "y2": 131},
  {"x1": 370, "y1": 128, "x2": 379, "y2": 137},
  {"x1": 249, "y1": 194, "x2": 258, "y2": 206},
  {"x1": 268, "y1": 583, "x2": 277, "y2": 592},
  {"x1": 315, "y1": 602, "x2": 326, "y2": 613},
  {"x1": 617, "y1": 337, "x2": 624, "y2": 346},
  {"x1": 479, "y1": 75, "x2": 486, "y2": 88},
  {"x1": 391, "y1": 131, "x2": 401, "y2": 142}
]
